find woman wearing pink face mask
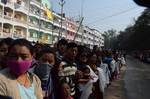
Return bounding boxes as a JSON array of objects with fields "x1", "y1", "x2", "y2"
[{"x1": 0, "y1": 39, "x2": 43, "y2": 99}]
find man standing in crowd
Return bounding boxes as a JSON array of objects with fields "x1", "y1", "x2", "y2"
[
  {"x1": 56, "y1": 39, "x2": 68, "y2": 64},
  {"x1": 0, "y1": 38, "x2": 13, "y2": 70},
  {"x1": 58, "y1": 42, "x2": 78, "y2": 98}
]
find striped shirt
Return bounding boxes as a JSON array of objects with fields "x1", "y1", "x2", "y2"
[{"x1": 58, "y1": 61, "x2": 77, "y2": 96}]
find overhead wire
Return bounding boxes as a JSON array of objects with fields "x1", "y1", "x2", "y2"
[{"x1": 87, "y1": 7, "x2": 140, "y2": 25}]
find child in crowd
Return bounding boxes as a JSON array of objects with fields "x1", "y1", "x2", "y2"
[
  {"x1": 60, "y1": 82, "x2": 73, "y2": 99},
  {"x1": 78, "y1": 67, "x2": 91, "y2": 89},
  {"x1": 78, "y1": 66, "x2": 95, "y2": 99}
]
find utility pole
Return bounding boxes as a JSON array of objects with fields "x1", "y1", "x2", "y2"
[
  {"x1": 73, "y1": 17, "x2": 84, "y2": 41},
  {"x1": 59, "y1": 0, "x2": 65, "y2": 40},
  {"x1": 81, "y1": 0, "x2": 85, "y2": 18},
  {"x1": 80, "y1": 0, "x2": 85, "y2": 45},
  {"x1": 74, "y1": 0, "x2": 85, "y2": 44}
]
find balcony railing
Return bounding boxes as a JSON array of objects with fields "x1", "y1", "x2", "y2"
[
  {"x1": 29, "y1": 22, "x2": 40, "y2": 29},
  {"x1": 53, "y1": 29, "x2": 59, "y2": 33},
  {"x1": 40, "y1": 23, "x2": 52, "y2": 31},
  {"x1": 13, "y1": 33, "x2": 26, "y2": 38},
  {"x1": 14, "y1": 3, "x2": 28, "y2": 14},
  {"x1": 54, "y1": 20, "x2": 60, "y2": 25},
  {"x1": 4, "y1": 15, "x2": 12, "y2": 20},
  {"x1": 41, "y1": 26, "x2": 52, "y2": 32},
  {"x1": 29, "y1": 10, "x2": 40, "y2": 19},
  {"x1": 13, "y1": 18, "x2": 27, "y2": 24},
  {"x1": 6, "y1": 1, "x2": 13, "y2": 6},
  {"x1": 41, "y1": 15, "x2": 49, "y2": 20},
  {"x1": 31, "y1": 0, "x2": 41, "y2": 6},
  {"x1": 3, "y1": 31, "x2": 12, "y2": 37}
]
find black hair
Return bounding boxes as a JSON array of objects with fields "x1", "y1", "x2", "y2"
[
  {"x1": 57, "y1": 39, "x2": 68, "y2": 47},
  {"x1": 93, "y1": 45, "x2": 98, "y2": 53},
  {"x1": 88, "y1": 52, "x2": 97, "y2": 58},
  {"x1": 9, "y1": 39, "x2": 34, "y2": 55},
  {"x1": 80, "y1": 52, "x2": 88, "y2": 57},
  {"x1": 78, "y1": 45, "x2": 91, "y2": 56},
  {"x1": 77, "y1": 45, "x2": 90, "y2": 54},
  {"x1": 0, "y1": 38, "x2": 14, "y2": 47},
  {"x1": 58, "y1": 77, "x2": 68, "y2": 91},
  {"x1": 87, "y1": 52, "x2": 98, "y2": 64},
  {"x1": 66, "y1": 42, "x2": 78, "y2": 49},
  {"x1": 33, "y1": 43, "x2": 44, "y2": 60},
  {"x1": 81, "y1": 66, "x2": 90, "y2": 73},
  {"x1": 39, "y1": 45, "x2": 56, "y2": 58}
]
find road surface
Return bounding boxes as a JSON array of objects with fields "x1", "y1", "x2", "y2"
[
  {"x1": 124, "y1": 56, "x2": 150, "y2": 99},
  {"x1": 104, "y1": 56, "x2": 150, "y2": 99}
]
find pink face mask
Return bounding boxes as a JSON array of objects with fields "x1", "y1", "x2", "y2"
[{"x1": 7, "y1": 60, "x2": 32, "y2": 77}]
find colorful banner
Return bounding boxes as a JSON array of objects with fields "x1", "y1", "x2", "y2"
[
  {"x1": 45, "y1": 7, "x2": 53, "y2": 20},
  {"x1": 42, "y1": 0, "x2": 53, "y2": 20}
]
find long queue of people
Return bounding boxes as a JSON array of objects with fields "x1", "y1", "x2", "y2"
[{"x1": 0, "y1": 38, "x2": 126, "y2": 99}]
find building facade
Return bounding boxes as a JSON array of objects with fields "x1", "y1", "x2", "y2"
[{"x1": 0, "y1": 0, "x2": 104, "y2": 47}]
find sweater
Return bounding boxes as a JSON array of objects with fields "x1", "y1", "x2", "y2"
[{"x1": 0, "y1": 68, "x2": 43, "y2": 99}]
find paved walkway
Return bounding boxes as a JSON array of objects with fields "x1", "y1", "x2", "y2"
[{"x1": 104, "y1": 66, "x2": 126, "y2": 99}]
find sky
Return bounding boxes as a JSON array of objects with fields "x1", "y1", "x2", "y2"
[{"x1": 51, "y1": 0, "x2": 145, "y2": 33}]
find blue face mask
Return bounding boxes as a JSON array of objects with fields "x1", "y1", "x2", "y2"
[
  {"x1": 35, "y1": 63, "x2": 53, "y2": 80},
  {"x1": 39, "y1": 63, "x2": 53, "y2": 72},
  {"x1": 41, "y1": 62, "x2": 53, "y2": 67}
]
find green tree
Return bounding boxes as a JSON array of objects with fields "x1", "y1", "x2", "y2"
[
  {"x1": 116, "y1": 8, "x2": 150, "y2": 50},
  {"x1": 103, "y1": 29, "x2": 117, "y2": 49}
]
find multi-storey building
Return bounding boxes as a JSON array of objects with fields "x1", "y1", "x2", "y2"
[
  {"x1": 0, "y1": 0, "x2": 104, "y2": 48},
  {"x1": 0, "y1": 0, "x2": 28, "y2": 39},
  {"x1": 79, "y1": 26, "x2": 104, "y2": 48},
  {"x1": 93, "y1": 29, "x2": 104, "y2": 47}
]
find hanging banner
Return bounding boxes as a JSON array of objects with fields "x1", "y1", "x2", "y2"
[{"x1": 42, "y1": 0, "x2": 53, "y2": 20}]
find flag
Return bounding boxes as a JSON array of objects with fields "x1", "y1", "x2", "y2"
[
  {"x1": 45, "y1": 6, "x2": 53, "y2": 20},
  {"x1": 42, "y1": 0, "x2": 53, "y2": 20}
]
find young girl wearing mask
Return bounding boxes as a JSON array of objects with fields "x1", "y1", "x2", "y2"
[{"x1": 0, "y1": 39, "x2": 43, "y2": 99}]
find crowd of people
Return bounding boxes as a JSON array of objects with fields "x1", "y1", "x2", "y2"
[
  {"x1": 132, "y1": 50, "x2": 150, "y2": 63},
  {"x1": 0, "y1": 38, "x2": 126, "y2": 99}
]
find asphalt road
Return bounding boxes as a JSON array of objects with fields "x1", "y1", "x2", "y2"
[{"x1": 124, "y1": 56, "x2": 150, "y2": 99}]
